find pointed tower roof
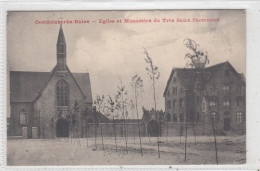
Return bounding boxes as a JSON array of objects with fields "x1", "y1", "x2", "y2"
[{"x1": 57, "y1": 24, "x2": 66, "y2": 44}]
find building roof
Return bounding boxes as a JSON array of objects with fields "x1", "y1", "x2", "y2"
[
  {"x1": 10, "y1": 71, "x2": 49, "y2": 102},
  {"x1": 10, "y1": 69, "x2": 92, "y2": 103},
  {"x1": 163, "y1": 61, "x2": 245, "y2": 96}
]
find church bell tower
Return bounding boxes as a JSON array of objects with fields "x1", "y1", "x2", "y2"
[{"x1": 56, "y1": 24, "x2": 66, "y2": 71}]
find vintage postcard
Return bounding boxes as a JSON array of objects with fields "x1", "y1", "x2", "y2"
[{"x1": 6, "y1": 10, "x2": 246, "y2": 166}]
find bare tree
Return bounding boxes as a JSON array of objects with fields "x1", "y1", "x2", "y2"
[
  {"x1": 144, "y1": 48, "x2": 161, "y2": 158},
  {"x1": 94, "y1": 95, "x2": 105, "y2": 150},
  {"x1": 129, "y1": 100, "x2": 136, "y2": 142},
  {"x1": 131, "y1": 74, "x2": 144, "y2": 156},
  {"x1": 115, "y1": 80, "x2": 129, "y2": 153},
  {"x1": 106, "y1": 95, "x2": 118, "y2": 151},
  {"x1": 183, "y1": 38, "x2": 218, "y2": 164}
]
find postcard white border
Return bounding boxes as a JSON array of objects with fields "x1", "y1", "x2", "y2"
[{"x1": 1, "y1": 0, "x2": 260, "y2": 170}]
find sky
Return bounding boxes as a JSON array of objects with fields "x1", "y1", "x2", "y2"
[{"x1": 7, "y1": 10, "x2": 246, "y2": 118}]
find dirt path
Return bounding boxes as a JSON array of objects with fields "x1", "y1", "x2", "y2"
[{"x1": 7, "y1": 136, "x2": 246, "y2": 165}]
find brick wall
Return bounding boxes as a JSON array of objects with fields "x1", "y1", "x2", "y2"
[
  {"x1": 35, "y1": 69, "x2": 86, "y2": 138},
  {"x1": 9, "y1": 102, "x2": 33, "y2": 137}
]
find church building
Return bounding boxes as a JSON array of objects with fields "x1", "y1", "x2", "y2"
[{"x1": 9, "y1": 25, "x2": 93, "y2": 138}]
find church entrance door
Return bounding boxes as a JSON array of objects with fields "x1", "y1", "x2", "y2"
[{"x1": 56, "y1": 118, "x2": 69, "y2": 137}]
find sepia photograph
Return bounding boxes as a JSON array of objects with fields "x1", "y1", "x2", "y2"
[{"x1": 7, "y1": 10, "x2": 246, "y2": 165}]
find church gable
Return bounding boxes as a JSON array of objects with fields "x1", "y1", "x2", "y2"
[{"x1": 37, "y1": 66, "x2": 86, "y2": 112}]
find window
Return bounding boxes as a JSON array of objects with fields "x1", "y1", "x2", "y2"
[
  {"x1": 209, "y1": 96, "x2": 218, "y2": 106},
  {"x1": 173, "y1": 86, "x2": 177, "y2": 95},
  {"x1": 173, "y1": 99, "x2": 176, "y2": 108},
  {"x1": 167, "y1": 100, "x2": 171, "y2": 109},
  {"x1": 236, "y1": 96, "x2": 245, "y2": 106},
  {"x1": 223, "y1": 96, "x2": 231, "y2": 106},
  {"x1": 166, "y1": 113, "x2": 171, "y2": 122},
  {"x1": 180, "y1": 113, "x2": 184, "y2": 122},
  {"x1": 236, "y1": 112, "x2": 243, "y2": 123},
  {"x1": 20, "y1": 110, "x2": 27, "y2": 124},
  {"x1": 223, "y1": 83, "x2": 230, "y2": 91},
  {"x1": 173, "y1": 114, "x2": 177, "y2": 122},
  {"x1": 209, "y1": 111, "x2": 218, "y2": 123},
  {"x1": 180, "y1": 98, "x2": 184, "y2": 107},
  {"x1": 56, "y1": 79, "x2": 69, "y2": 106}
]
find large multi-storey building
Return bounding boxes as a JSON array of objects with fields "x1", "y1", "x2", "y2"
[{"x1": 163, "y1": 62, "x2": 246, "y2": 134}]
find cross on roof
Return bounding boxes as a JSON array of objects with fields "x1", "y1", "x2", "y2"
[
  {"x1": 59, "y1": 12, "x2": 64, "y2": 20},
  {"x1": 59, "y1": 12, "x2": 64, "y2": 28}
]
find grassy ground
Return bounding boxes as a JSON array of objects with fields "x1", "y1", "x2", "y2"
[{"x1": 7, "y1": 135, "x2": 246, "y2": 166}]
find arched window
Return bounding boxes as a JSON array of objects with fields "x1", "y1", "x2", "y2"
[
  {"x1": 56, "y1": 79, "x2": 69, "y2": 107},
  {"x1": 20, "y1": 109, "x2": 27, "y2": 124},
  {"x1": 209, "y1": 111, "x2": 218, "y2": 123},
  {"x1": 173, "y1": 86, "x2": 177, "y2": 95},
  {"x1": 223, "y1": 96, "x2": 231, "y2": 106},
  {"x1": 209, "y1": 96, "x2": 218, "y2": 106}
]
